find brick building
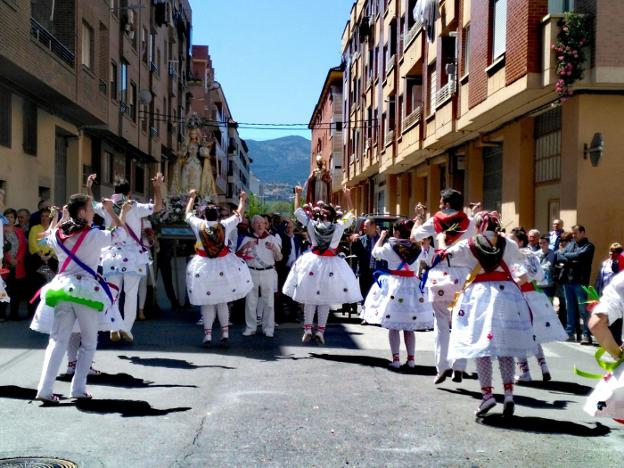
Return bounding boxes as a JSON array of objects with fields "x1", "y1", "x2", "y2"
[
  {"x1": 339, "y1": 0, "x2": 624, "y2": 277},
  {"x1": 189, "y1": 45, "x2": 251, "y2": 209},
  {"x1": 308, "y1": 66, "x2": 344, "y2": 205},
  {"x1": 0, "y1": 0, "x2": 192, "y2": 208}
]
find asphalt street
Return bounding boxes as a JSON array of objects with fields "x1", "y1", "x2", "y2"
[{"x1": 0, "y1": 310, "x2": 622, "y2": 467}]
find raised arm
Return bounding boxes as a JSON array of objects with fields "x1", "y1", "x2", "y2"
[
  {"x1": 152, "y1": 172, "x2": 164, "y2": 213},
  {"x1": 294, "y1": 185, "x2": 303, "y2": 211},
  {"x1": 86, "y1": 173, "x2": 97, "y2": 198},
  {"x1": 237, "y1": 191, "x2": 247, "y2": 217},
  {"x1": 186, "y1": 189, "x2": 198, "y2": 215},
  {"x1": 342, "y1": 187, "x2": 353, "y2": 211},
  {"x1": 589, "y1": 313, "x2": 623, "y2": 360},
  {"x1": 102, "y1": 198, "x2": 123, "y2": 228}
]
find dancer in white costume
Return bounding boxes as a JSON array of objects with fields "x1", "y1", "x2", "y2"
[
  {"x1": 88, "y1": 173, "x2": 164, "y2": 343},
  {"x1": 586, "y1": 271, "x2": 624, "y2": 420},
  {"x1": 442, "y1": 211, "x2": 538, "y2": 417},
  {"x1": 185, "y1": 189, "x2": 252, "y2": 344},
  {"x1": 363, "y1": 220, "x2": 434, "y2": 368},
  {"x1": 34, "y1": 194, "x2": 124, "y2": 403},
  {"x1": 283, "y1": 186, "x2": 362, "y2": 345},
  {"x1": 410, "y1": 189, "x2": 478, "y2": 384},
  {"x1": 509, "y1": 228, "x2": 567, "y2": 382}
]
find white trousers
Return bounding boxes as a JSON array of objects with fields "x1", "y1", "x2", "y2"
[
  {"x1": 245, "y1": 269, "x2": 276, "y2": 335},
  {"x1": 108, "y1": 274, "x2": 141, "y2": 333},
  {"x1": 433, "y1": 301, "x2": 466, "y2": 373},
  {"x1": 138, "y1": 273, "x2": 148, "y2": 310},
  {"x1": 201, "y1": 303, "x2": 229, "y2": 338},
  {"x1": 37, "y1": 302, "x2": 99, "y2": 398}
]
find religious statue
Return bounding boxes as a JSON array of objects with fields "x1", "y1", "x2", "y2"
[
  {"x1": 170, "y1": 113, "x2": 217, "y2": 199},
  {"x1": 305, "y1": 155, "x2": 332, "y2": 204}
]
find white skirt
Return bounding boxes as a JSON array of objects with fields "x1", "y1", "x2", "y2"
[
  {"x1": 101, "y1": 243, "x2": 151, "y2": 277},
  {"x1": 449, "y1": 280, "x2": 538, "y2": 360},
  {"x1": 584, "y1": 365, "x2": 624, "y2": 419},
  {"x1": 524, "y1": 290, "x2": 568, "y2": 344},
  {"x1": 282, "y1": 252, "x2": 363, "y2": 305},
  {"x1": 186, "y1": 253, "x2": 253, "y2": 305},
  {"x1": 30, "y1": 274, "x2": 121, "y2": 334},
  {"x1": 362, "y1": 274, "x2": 434, "y2": 331},
  {"x1": 425, "y1": 264, "x2": 471, "y2": 303}
]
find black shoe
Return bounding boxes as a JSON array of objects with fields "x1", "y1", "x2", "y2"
[
  {"x1": 580, "y1": 336, "x2": 593, "y2": 346},
  {"x1": 452, "y1": 370, "x2": 463, "y2": 383},
  {"x1": 565, "y1": 336, "x2": 576, "y2": 342}
]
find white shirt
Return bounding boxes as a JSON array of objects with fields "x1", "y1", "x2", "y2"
[
  {"x1": 294, "y1": 207, "x2": 353, "y2": 250},
  {"x1": 185, "y1": 212, "x2": 241, "y2": 247},
  {"x1": 594, "y1": 270, "x2": 624, "y2": 325},
  {"x1": 411, "y1": 210, "x2": 476, "y2": 245},
  {"x1": 49, "y1": 227, "x2": 112, "y2": 276},
  {"x1": 239, "y1": 233, "x2": 282, "y2": 269},
  {"x1": 444, "y1": 234, "x2": 527, "y2": 277},
  {"x1": 372, "y1": 242, "x2": 420, "y2": 273},
  {"x1": 95, "y1": 201, "x2": 154, "y2": 241}
]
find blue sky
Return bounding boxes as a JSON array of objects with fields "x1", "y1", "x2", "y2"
[{"x1": 189, "y1": 0, "x2": 353, "y2": 141}]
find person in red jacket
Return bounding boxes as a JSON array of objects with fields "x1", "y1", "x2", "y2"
[{"x1": 2, "y1": 208, "x2": 28, "y2": 320}]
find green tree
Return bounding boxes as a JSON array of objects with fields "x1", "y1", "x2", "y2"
[{"x1": 246, "y1": 192, "x2": 269, "y2": 218}]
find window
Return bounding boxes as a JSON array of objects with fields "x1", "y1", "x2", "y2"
[
  {"x1": 0, "y1": 88, "x2": 11, "y2": 148},
  {"x1": 113, "y1": 153, "x2": 126, "y2": 181},
  {"x1": 534, "y1": 107, "x2": 562, "y2": 184},
  {"x1": 548, "y1": 0, "x2": 574, "y2": 13},
  {"x1": 120, "y1": 59, "x2": 128, "y2": 107},
  {"x1": 82, "y1": 22, "x2": 94, "y2": 69},
  {"x1": 440, "y1": 36, "x2": 457, "y2": 86},
  {"x1": 483, "y1": 146, "x2": 503, "y2": 212},
  {"x1": 22, "y1": 100, "x2": 37, "y2": 156},
  {"x1": 129, "y1": 82, "x2": 137, "y2": 120},
  {"x1": 427, "y1": 63, "x2": 437, "y2": 115},
  {"x1": 462, "y1": 26, "x2": 471, "y2": 76},
  {"x1": 492, "y1": 0, "x2": 507, "y2": 61},
  {"x1": 134, "y1": 163, "x2": 145, "y2": 193},
  {"x1": 141, "y1": 27, "x2": 148, "y2": 63},
  {"x1": 110, "y1": 61, "x2": 118, "y2": 100},
  {"x1": 406, "y1": 76, "x2": 422, "y2": 115}
]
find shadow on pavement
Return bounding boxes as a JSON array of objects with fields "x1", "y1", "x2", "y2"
[
  {"x1": 0, "y1": 385, "x2": 37, "y2": 400},
  {"x1": 309, "y1": 353, "x2": 438, "y2": 375},
  {"x1": 438, "y1": 387, "x2": 572, "y2": 410},
  {"x1": 118, "y1": 355, "x2": 235, "y2": 370},
  {"x1": 56, "y1": 372, "x2": 199, "y2": 389},
  {"x1": 74, "y1": 398, "x2": 191, "y2": 417},
  {"x1": 478, "y1": 414, "x2": 611, "y2": 437},
  {"x1": 515, "y1": 380, "x2": 593, "y2": 396}
]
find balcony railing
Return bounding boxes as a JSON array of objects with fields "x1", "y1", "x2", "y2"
[
  {"x1": 402, "y1": 105, "x2": 422, "y2": 132},
  {"x1": 30, "y1": 18, "x2": 75, "y2": 67},
  {"x1": 386, "y1": 54, "x2": 396, "y2": 76},
  {"x1": 435, "y1": 81, "x2": 456, "y2": 107},
  {"x1": 150, "y1": 126, "x2": 159, "y2": 138},
  {"x1": 385, "y1": 129, "x2": 394, "y2": 146},
  {"x1": 403, "y1": 21, "x2": 423, "y2": 52}
]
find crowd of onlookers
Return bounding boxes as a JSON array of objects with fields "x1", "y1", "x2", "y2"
[{"x1": 1, "y1": 200, "x2": 57, "y2": 322}]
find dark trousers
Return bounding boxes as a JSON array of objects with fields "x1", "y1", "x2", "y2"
[
  {"x1": 1, "y1": 271, "x2": 28, "y2": 320},
  {"x1": 276, "y1": 265, "x2": 298, "y2": 321},
  {"x1": 156, "y1": 244, "x2": 179, "y2": 310}
]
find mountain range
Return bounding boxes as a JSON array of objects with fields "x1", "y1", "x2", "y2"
[{"x1": 246, "y1": 135, "x2": 311, "y2": 186}]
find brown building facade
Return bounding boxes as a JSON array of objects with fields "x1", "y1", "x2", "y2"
[
  {"x1": 340, "y1": 0, "x2": 624, "y2": 277},
  {"x1": 308, "y1": 66, "x2": 344, "y2": 205},
  {"x1": 0, "y1": 0, "x2": 192, "y2": 207}
]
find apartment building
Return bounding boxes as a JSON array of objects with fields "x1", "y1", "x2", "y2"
[
  {"x1": 309, "y1": 66, "x2": 344, "y2": 205},
  {"x1": 0, "y1": 0, "x2": 191, "y2": 208},
  {"x1": 341, "y1": 0, "x2": 624, "y2": 274},
  {"x1": 189, "y1": 45, "x2": 251, "y2": 209}
]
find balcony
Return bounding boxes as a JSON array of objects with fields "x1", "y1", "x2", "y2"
[
  {"x1": 435, "y1": 81, "x2": 455, "y2": 108},
  {"x1": 403, "y1": 21, "x2": 423, "y2": 53},
  {"x1": 386, "y1": 54, "x2": 396, "y2": 76},
  {"x1": 30, "y1": 18, "x2": 75, "y2": 68},
  {"x1": 150, "y1": 126, "x2": 159, "y2": 138},
  {"x1": 402, "y1": 105, "x2": 422, "y2": 133}
]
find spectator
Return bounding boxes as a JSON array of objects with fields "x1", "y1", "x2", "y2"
[
  {"x1": 27, "y1": 206, "x2": 58, "y2": 316},
  {"x1": 2, "y1": 208, "x2": 28, "y2": 320},
  {"x1": 17, "y1": 209, "x2": 31, "y2": 236},
  {"x1": 528, "y1": 229, "x2": 541, "y2": 252},
  {"x1": 549, "y1": 219, "x2": 564, "y2": 251},
  {"x1": 276, "y1": 218, "x2": 303, "y2": 323},
  {"x1": 553, "y1": 231, "x2": 573, "y2": 329},
  {"x1": 595, "y1": 242, "x2": 623, "y2": 295},
  {"x1": 536, "y1": 235, "x2": 556, "y2": 299},
  {"x1": 350, "y1": 218, "x2": 381, "y2": 300},
  {"x1": 556, "y1": 224, "x2": 595, "y2": 344},
  {"x1": 29, "y1": 200, "x2": 52, "y2": 229}
]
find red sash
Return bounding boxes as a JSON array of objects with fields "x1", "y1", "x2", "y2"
[
  {"x1": 312, "y1": 247, "x2": 337, "y2": 257},
  {"x1": 473, "y1": 271, "x2": 511, "y2": 283},
  {"x1": 389, "y1": 270, "x2": 416, "y2": 278},
  {"x1": 196, "y1": 246, "x2": 230, "y2": 258},
  {"x1": 520, "y1": 283, "x2": 536, "y2": 293}
]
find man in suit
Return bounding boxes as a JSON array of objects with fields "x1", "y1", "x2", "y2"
[
  {"x1": 276, "y1": 218, "x2": 303, "y2": 322},
  {"x1": 350, "y1": 218, "x2": 381, "y2": 301}
]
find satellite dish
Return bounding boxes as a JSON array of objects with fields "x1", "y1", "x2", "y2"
[{"x1": 139, "y1": 89, "x2": 152, "y2": 105}]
